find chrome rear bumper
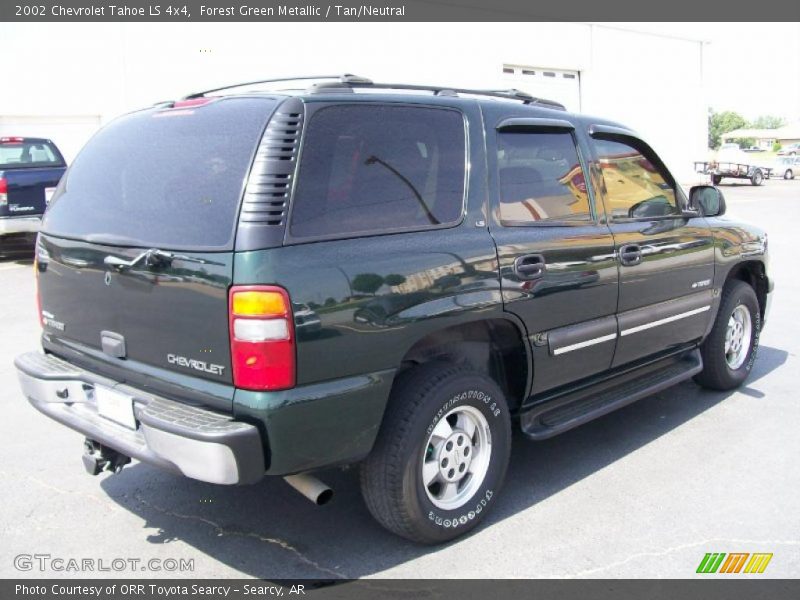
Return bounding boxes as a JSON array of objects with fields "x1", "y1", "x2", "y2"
[{"x1": 15, "y1": 351, "x2": 265, "y2": 485}]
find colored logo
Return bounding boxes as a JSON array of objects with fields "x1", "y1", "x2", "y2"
[{"x1": 696, "y1": 552, "x2": 773, "y2": 574}]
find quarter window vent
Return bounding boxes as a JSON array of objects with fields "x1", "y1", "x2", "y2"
[{"x1": 239, "y1": 110, "x2": 304, "y2": 226}]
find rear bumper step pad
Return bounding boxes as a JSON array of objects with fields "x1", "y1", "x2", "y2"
[{"x1": 14, "y1": 351, "x2": 265, "y2": 484}]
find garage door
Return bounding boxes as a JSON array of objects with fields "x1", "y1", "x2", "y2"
[
  {"x1": 501, "y1": 65, "x2": 581, "y2": 112},
  {"x1": 0, "y1": 115, "x2": 102, "y2": 164}
]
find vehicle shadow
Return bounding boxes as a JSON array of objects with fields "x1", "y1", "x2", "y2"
[
  {"x1": 100, "y1": 345, "x2": 788, "y2": 579},
  {"x1": 0, "y1": 240, "x2": 35, "y2": 262}
]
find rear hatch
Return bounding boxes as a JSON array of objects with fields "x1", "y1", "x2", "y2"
[
  {"x1": 0, "y1": 137, "x2": 65, "y2": 217},
  {"x1": 37, "y1": 97, "x2": 278, "y2": 411}
]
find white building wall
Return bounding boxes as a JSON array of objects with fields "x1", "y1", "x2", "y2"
[{"x1": 0, "y1": 22, "x2": 706, "y2": 180}]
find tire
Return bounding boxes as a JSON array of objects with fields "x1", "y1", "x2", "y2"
[
  {"x1": 360, "y1": 361, "x2": 512, "y2": 544},
  {"x1": 711, "y1": 174, "x2": 722, "y2": 185},
  {"x1": 751, "y1": 169, "x2": 764, "y2": 186},
  {"x1": 785, "y1": 169, "x2": 794, "y2": 180},
  {"x1": 695, "y1": 280, "x2": 761, "y2": 391}
]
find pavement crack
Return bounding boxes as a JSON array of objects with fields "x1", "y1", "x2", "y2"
[{"x1": 134, "y1": 494, "x2": 346, "y2": 579}]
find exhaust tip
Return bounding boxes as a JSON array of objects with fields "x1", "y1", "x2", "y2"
[
  {"x1": 316, "y1": 488, "x2": 334, "y2": 506},
  {"x1": 284, "y1": 473, "x2": 333, "y2": 506}
]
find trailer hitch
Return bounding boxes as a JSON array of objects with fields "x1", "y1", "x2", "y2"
[{"x1": 82, "y1": 439, "x2": 131, "y2": 476}]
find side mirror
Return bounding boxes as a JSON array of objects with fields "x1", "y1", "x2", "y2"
[{"x1": 690, "y1": 185, "x2": 726, "y2": 217}]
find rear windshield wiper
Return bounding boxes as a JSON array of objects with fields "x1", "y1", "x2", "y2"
[{"x1": 104, "y1": 248, "x2": 221, "y2": 271}]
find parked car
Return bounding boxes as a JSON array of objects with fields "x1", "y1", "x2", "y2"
[
  {"x1": 15, "y1": 75, "x2": 773, "y2": 544},
  {"x1": 743, "y1": 146, "x2": 765, "y2": 153},
  {"x1": 778, "y1": 143, "x2": 800, "y2": 156},
  {"x1": 0, "y1": 137, "x2": 66, "y2": 253},
  {"x1": 773, "y1": 156, "x2": 800, "y2": 179}
]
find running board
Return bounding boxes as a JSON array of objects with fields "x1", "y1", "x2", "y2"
[{"x1": 520, "y1": 349, "x2": 703, "y2": 440}]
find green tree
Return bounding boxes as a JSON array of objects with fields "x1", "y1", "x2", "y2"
[
  {"x1": 383, "y1": 274, "x2": 407, "y2": 287},
  {"x1": 751, "y1": 115, "x2": 786, "y2": 129},
  {"x1": 708, "y1": 110, "x2": 747, "y2": 149},
  {"x1": 351, "y1": 273, "x2": 385, "y2": 295}
]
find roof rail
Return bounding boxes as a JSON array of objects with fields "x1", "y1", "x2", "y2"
[
  {"x1": 182, "y1": 74, "x2": 373, "y2": 99},
  {"x1": 309, "y1": 80, "x2": 566, "y2": 110},
  {"x1": 182, "y1": 74, "x2": 566, "y2": 110}
]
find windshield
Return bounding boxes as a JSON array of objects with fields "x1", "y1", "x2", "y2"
[
  {"x1": 0, "y1": 139, "x2": 64, "y2": 168},
  {"x1": 42, "y1": 97, "x2": 276, "y2": 250}
]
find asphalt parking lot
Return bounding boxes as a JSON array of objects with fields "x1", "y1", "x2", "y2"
[{"x1": 1, "y1": 179, "x2": 798, "y2": 579}]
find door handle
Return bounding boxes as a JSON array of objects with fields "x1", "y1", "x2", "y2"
[
  {"x1": 619, "y1": 244, "x2": 642, "y2": 266},
  {"x1": 514, "y1": 254, "x2": 546, "y2": 280}
]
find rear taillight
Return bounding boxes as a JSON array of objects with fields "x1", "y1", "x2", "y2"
[
  {"x1": 229, "y1": 285, "x2": 295, "y2": 391},
  {"x1": 0, "y1": 177, "x2": 7, "y2": 207}
]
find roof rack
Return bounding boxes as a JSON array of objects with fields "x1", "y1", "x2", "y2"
[
  {"x1": 182, "y1": 74, "x2": 372, "y2": 99},
  {"x1": 183, "y1": 73, "x2": 566, "y2": 110},
  {"x1": 309, "y1": 80, "x2": 566, "y2": 110}
]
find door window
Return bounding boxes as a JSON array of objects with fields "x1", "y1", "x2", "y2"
[
  {"x1": 496, "y1": 131, "x2": 591, "y2": 224},
  {"x1": 594, "y1": 138, "x2": 680, "y2": 220}
]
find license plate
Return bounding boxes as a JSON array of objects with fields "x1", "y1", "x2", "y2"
[
  {"x1": 44, "y1": 187, "x2": 56, "y2": 204},
  {"x1": 95, "y1": 386, "x2": 136, "y2": 430}
]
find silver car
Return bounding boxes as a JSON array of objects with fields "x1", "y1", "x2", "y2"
[{"x1": 773, "y1": 156, "x2": 800, "y2": 179}]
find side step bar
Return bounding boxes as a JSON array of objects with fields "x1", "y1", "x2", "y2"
[{"x1": 521, "y1": 349, "x2": 703, "y2": 440}]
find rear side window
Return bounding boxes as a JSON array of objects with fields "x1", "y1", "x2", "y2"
[
  {"x1": 496, "y1": 131, "x2": 591, "y2": 224},
  {"x1": 289, "y1": 105, "x2": 466, "y2": 240},
  {"x1": 0, "y1": 140, "x2": 64, "y2": 168},
  {"x1": 594, "y1": 138, "x2": 680, "y2": 219},
  {"x1": 43, "y1": 98, "x2": 276, "y2": 250}
]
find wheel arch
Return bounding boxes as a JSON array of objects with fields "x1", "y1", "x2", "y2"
[
  {"x1": 725, "y1": 260, "x2": 768, "y2": 321},
  {"x1": 394, "y1": 317, "x2": 531, "y2": 415}
]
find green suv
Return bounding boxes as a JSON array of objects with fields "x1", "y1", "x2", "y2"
[{"x1": 15, "y1": 75, "x2": 772, "y2": 543}]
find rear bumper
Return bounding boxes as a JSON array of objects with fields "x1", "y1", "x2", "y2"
[
  {"x1": 14, "y1": 351, "x2": 265, "y2": 485},
  {"x1": 0, "y1": 215, "x2": 41, "y2": 235}
]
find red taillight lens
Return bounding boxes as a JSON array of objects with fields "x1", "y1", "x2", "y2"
[
  {"x1": 0, "y1": 177, "x2": 7, "y2": 207},
  {"x1": 229, "y1": 285, "x2": 295, "y2": 391}
]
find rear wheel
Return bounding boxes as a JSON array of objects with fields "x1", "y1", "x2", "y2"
[
  {"x1": 751, "y1": 169, "x2": 764, "y2": 186},
  {"x1": 785, "y1": 169, "x2": 794, "y2": 180},
  {"x1": 360, "y1": 362, "x2": 511, "y2": 544},
  {"x1": 711, "y1": 174, "x2": 722, "y2": 185},
  {"x1": 695, "y1": 280, "x2": 760, "y2": 391}
]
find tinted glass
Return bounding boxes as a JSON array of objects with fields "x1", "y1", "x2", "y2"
[
  {"x1": 290, "y1": 105, "x2": 465, "y2": 239},
  {"x1": 0, "y1": 140, "x2": 63, "y2": 168},
  {"x1": 594, "y1": 138, "x2": 679, "y2": 219},
  {"x1": 43, "y1": 98, "x2": 275, "y2": 250},
  {"x1": 497, "y1": 131, "x2": 590, "y2": 224}
]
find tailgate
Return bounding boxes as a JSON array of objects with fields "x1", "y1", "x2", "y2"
[
  {"x1": 34, "y1": 96, "x2": 279, "y2": 411},
  {"x1": 38, "y1": 235, "x2": 235, "y2": 410},
  {"x1": 2, "y1": 167, "x2": 63, "y2": 216}
]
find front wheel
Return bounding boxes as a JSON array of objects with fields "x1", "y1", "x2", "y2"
[
  {"x1": 751, "y1": 169, "x2": 764, "y2": 186},
  {"x1": 695, "y1": 280, "x2": 761, "y2": 391},
  {"x1": 711, "y1": 174, "x2": 722, "y2": 185},
  {"x1": 360, "y1": 362, "x2": 511, "y2": 544}
]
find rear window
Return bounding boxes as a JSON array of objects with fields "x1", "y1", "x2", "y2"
[
  {"x1": 497, "y1": 131, "x2": 591, "y2": 224},
  {"x1": 43, "y1": 98, "x2": 276, "y2": 250},
  {"x1": 0, "y1": 140, "x2": 64, "y2": 168},
  {"x1": 289, "y1": 104, "x2": 466, "y2": 240}
]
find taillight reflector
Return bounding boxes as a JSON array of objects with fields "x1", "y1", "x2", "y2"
[{"x1": 229, "y1": 286, "x2": 295, "y2": 391}]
